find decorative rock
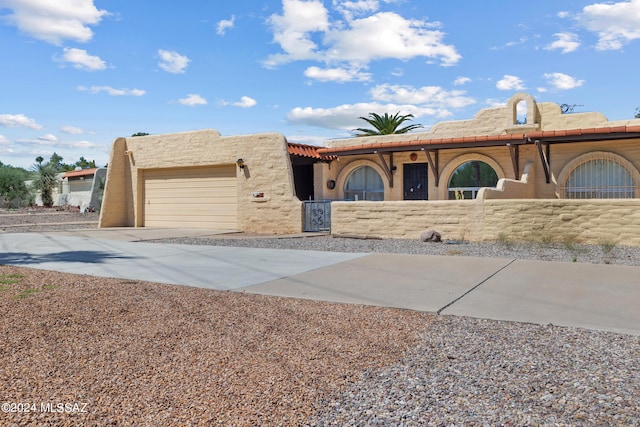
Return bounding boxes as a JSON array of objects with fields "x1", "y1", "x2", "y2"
[{"x1": 420, "y1": 230, "x2": 442, "y2": 243}]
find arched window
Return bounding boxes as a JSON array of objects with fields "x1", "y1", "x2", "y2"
[
  {"x1": 344, "y1": 166, "x2": 384, "y2": 201},
  {"x1": 565, "y1": 159, "x2": 635, "y2": 199},
  {"x1": 447, "y1": 161, "x2": 498, "y2": 200}
]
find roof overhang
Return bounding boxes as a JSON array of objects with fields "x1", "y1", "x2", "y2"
[
  {"x1": 317, "y1": 125, "x2": 640, "y2": 157},
  {"x1": 62, "y1": 168, "x2": 98, "y2": 178},
  {"x1": 288, "y1": 142, "x2": 335, "y2": 163}
]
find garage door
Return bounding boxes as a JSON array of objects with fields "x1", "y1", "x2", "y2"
[{"x1": 143, "y1": 166, "x2": 237, "y2": 229}]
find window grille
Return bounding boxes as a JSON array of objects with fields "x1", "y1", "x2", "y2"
[{"x1": 563, "y1": 158, "x2": 635, "y2": 199}]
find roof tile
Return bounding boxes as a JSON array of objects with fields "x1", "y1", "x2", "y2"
[{"x1": 62, "y1": 168, "x2": 98, "y2": 178}]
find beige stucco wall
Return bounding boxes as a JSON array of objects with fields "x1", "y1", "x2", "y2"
[
  {"x1": 99, "y1": 129, "x2": 302, "y2": 233},
  {"x1": 328, "y1": 93, "x2": 640, "y2": 150},
  {"x1": 331, "y1": 199, "x2": 640, "y2": 246},
  {"x1": 316, "y1": 134, "x2": 640, "y2": 202},
  {"x1": 320, "y1": 93, "x2": 640, "y2": 201}
]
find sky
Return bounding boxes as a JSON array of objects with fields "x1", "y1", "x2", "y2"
[{"x1": 1, "y1": 0, "x2": 639, "y2": 169}]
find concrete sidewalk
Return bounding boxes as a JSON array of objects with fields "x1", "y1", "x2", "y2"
[{"x1": 1, "y1": 230, "x2": 639, "y2": 336}]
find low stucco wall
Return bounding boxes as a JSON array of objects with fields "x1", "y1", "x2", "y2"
[
  {"x1": 331, "y1": 199, "x2": 640, "y2": 246},
  {"x1": 99, "y1": 130, "x2": 302, "y2": 234}
]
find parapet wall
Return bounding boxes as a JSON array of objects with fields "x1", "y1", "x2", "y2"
[{"x1": 331, "y1": 199, "x2": 640, "y2": 246}]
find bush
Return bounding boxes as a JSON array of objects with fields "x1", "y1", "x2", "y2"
[{"x1": 0, "y1": 166, "x2": 30, "y2": 208}]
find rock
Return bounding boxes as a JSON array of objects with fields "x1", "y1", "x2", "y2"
[{"x1": 420, "y1": 230, "x2": 441, "y2": 243}]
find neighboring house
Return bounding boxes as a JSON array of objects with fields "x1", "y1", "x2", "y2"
[
  {"x1": 99, "y1": 93, "x2": 640, "y2": 245},
  {"x1": 57, "y1": 168, "x2": 107, "y2": 211}
]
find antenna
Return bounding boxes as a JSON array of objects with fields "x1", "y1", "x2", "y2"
[{"x1": 561, "y1": 104, "x2": 583, "y2": 114}]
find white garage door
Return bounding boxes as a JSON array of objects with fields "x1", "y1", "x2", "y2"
[{"x1": 143, "y1": 166, "x2": 237, "y2": 229}]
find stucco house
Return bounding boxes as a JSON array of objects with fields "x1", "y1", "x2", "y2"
[
  {"x1": 57, "y1": 167, "x2": 107, "y2": 211},
  {"x1": 99, "y1": 93, "x2": 640, "y2": 245}
]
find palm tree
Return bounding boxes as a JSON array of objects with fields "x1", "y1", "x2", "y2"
[{"x1": 354, "y1": 112, "x2": 423, "y2": 137}]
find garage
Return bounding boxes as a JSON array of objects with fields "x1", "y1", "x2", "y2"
[{"x1": 142, "y1": 166, "x2": 238, "y2": 229}]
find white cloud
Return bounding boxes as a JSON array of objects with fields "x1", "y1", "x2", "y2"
[
  {"x1": 286, "y1": 80, "x2": 476, "y2": 131},
  {"x1": 58, "y1": 140, "x2": 99, "y2": 149},
  {"x1": 485, "y1": 98, "x2": 506, "y2": 108},
  {"x1": 265, "y1": 0, "x2": 330, "y2": 66},
  {"x1": 265, "y1": 2, "x2": 460, "y2": 69},
  {"x1": 178, "y1": 94, "x2": 207, "y2": 106},
  {"x1": 544, "y1": 33, "x2": 580, "y2": 54},
  {"x1": 496, "y1": 75, "x2": 525, "y2": 91},
  {"x1": 58, "y1": 47, "x2": 106, "y2": 71},
  {"x1": 453, "y1": 76, "x2": 471, "y2": 86},
  {"x1": 0, "y1": 0, "x2": 109, "y2": 45},
  {"x1": 557, "y1": 11, "x2": 571, "y2": 18},
  {"x1": 304, "y1": 66, "x2": 372, "y2": 82},
  {"x1": 578, "y1": 0, "x2": 640, "y2": 50},
  {"x1": 324, "y1": 12, "x2": 461, "y2": 67},
  {"x1": 544, "y1": 72, "x2": 585, "y2": 90},
  {"x1": 333, "y1": 0, "x2": 380, "y2": 20},
  {"x1": 78, "y1": 86, "x2": 145, "y2": 96},
  {"x1": 537, "y1": 87, "x2": 548, "y2": 93},
  {"x1": 369, "y1": 84, "x2": 475, "y2": 109},
  {"x1": 219, "y1": 96, "x2": 257, "y2": 108},
  {"x1": 217, "y1": 15, "x2": 235, "y2": 35},
  {"x1": 0, "y1": 113, "x2": 43, "y2": 129},
  {"x1": 234, "y1": 96, "x2": 257, "y2": 108},
  {"x1": 61, "y1": 125, "x2": 85, "y2": 134},
  {"x1": 491, "y1": 37, "x2": 528, "y2": 50},
  {"x1": 286, "y1": 134, "x2": 327, "y2": 146},
  {"x1": 158, "y1": 49, "x2": 190, "y2": 74},
  {"x1": 38, "y1": 133, "x2": 57, "y2": 142},
  {"x1": 0, "y1": 134, "x2": 8, "y2": 144},
  {"x1": 287, "y1": 102, "x2": 440, "y2": 131}
]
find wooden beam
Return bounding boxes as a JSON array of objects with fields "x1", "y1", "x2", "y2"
[
  {"x1": 424, "y1": 150, "x2": 439, "y2": 187},
  {"x1": 535, "y1": 140, "x2": 551, "y2": 183},
  {"x1": 508, "y1": 143, "x2": 519, "y2": 179},
  {"x1": 377, "y1": 152, "x2": 393, "y2": 188}
]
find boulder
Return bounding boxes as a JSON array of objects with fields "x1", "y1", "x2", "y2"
[{"x1": 420, "y1": 230, "x2": 442, "y2": 243}]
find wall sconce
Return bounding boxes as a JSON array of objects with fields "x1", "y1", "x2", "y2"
[
  {"x1": 236, "y1": 158, "x2": 245, "y2": 169},
  {"x1": 391, "y1": 165, "x2": 397, "y2": 173},
  {"x1": 327, "y1": 179, "x2": 336, "y2": 189}
]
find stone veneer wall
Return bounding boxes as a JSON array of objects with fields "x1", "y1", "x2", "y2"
[
  {"x1": 99, "y1": 130, "x2": 302, "y2": 234},
  {"x1": 331, "y1": 199, "x2": 640, "y2": 246}
]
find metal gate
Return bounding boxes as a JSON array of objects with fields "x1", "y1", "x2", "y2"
[{"x1": 303, "y1": 200, "x2": 331, "y2": 232}]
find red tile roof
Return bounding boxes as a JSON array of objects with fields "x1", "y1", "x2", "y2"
[
  {"x1": 317, "y1": 125, "x2": 640, "y2": 156},
  {"x1": 62, "y1": 168, "x2": 98, "y2": 178},
  {"x1": 288, "y1": 142, "x2": 335, "y2": 160}
]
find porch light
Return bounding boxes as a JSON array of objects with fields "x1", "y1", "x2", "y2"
[{"x1": 236, "y1": 158, "x2": 245, "y2": 169}]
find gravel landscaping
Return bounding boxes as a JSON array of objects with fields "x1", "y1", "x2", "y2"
[
  {"x1": 150, "y1": 234, "x2": 640, "y2": 267},
  {"x1": 1, "y1": 208, "x2": 640, "y2": 425}
]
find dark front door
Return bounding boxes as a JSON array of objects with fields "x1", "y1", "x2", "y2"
[{"x1": 403, "y1": 163, "x2": 428, "y2": 200}]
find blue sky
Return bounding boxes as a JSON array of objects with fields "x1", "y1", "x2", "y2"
[{"x1": 1, "y1": 0, "x2": 639, "y2": 169}]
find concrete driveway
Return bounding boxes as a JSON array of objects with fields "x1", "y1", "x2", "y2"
[{"x1": 1, "y1": 229, "x2": 639, "y2": 336}]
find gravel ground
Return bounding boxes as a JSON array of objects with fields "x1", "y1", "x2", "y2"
[
  {"x1": 0, "y1": 208, "x2": 98, "y2": 233},
  {"x1": 2, "y1": 209, "x2": 640, "y2": 425},
  {"x1": 149, "y1": 235, "x2": 640, "y2": 267},
  {"x1": 1, "y1": 265, "x2": 639, "y2": 426}
]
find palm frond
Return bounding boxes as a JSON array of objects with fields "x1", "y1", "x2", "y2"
[{"x1": 354, "y1": 112, "x2": 422, "y2": 136}]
